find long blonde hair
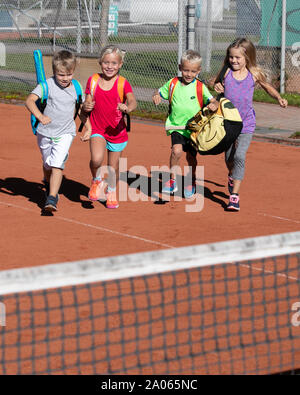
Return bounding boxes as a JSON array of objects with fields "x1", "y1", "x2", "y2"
[{"x1": 222, "y1": 38, "x2": 267, "y2": 83}]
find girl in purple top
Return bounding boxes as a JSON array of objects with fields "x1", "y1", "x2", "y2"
[{"x1": 214, "y1": 38, "x2": 288, "y2": 211}]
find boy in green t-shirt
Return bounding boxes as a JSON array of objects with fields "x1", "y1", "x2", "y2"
[{"x1": 152, "y1": 49, "x2": 218, "y2": 198}]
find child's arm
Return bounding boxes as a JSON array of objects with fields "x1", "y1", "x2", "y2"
[
  {"x1": 152, "y1": 90, "x2": 162, "y2": 106},
  {"x1": 206, "y1": 97, "x2": 219, "y2": 112},
  {"x1": 78, "y1": 106, "x2": 92, "y2": 142},
  {"x1": 25, "y1": 93, "x2": 51, "y2": 125},
  {"x1": 117, "y1": 92, "x2": 137, "y2": 114},
  {"x1": 82, "y1": 93, "x2": 95, "y2": 113},
  {"x1": 257, "y1": 80, "x2": 288, "y2": 108}
]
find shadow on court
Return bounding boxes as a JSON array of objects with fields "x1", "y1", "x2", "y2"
[
  {"x1": 0, "y1": 177, "x2": 46, "y2": 209},
  {"x1": 0, "y1": 176, "x2": 94, "y2": 213},
  {"x1": 121, "y1": 171, "x2": 228, "y2": 209}
]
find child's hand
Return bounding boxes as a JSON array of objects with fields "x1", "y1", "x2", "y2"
[
  {"x1": 278, "y1": 97, "x2": 288, "y2": 108},
  {"x1": 80, "y1": 129, "x2": 91, "y2": 142},
  {"x1": 214, "y1": 82, "x2": 224, "y2": 94},
  {"x1": 152, "y1": 92, "x2": 161, "y2": 106},
  {"x1": 117, "y1": 103, "x2": 129, "y2": 113},
  {"x1": 207, "y1": 99, "x2": 219, "y2": 113},
  {"x1": 40, "y1": 115, "x2": 51, "y2": 125},
  {"x1": 83, "y1": 101, "x2": 95, "y2": 112}
]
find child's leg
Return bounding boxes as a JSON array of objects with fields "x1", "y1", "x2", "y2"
[
  {"x1": 104, "y1": 141, "x2": 128, "y2": 208},
  {"x1": 107, "y1": 150, "x2": 122, "y2": 190},
  {"x1": 226, "y1": 134, "x2": 252, "y2": 211},
  {"x1": 186, "y1": 150, "x2": 197, "y2": 185},
  {"x1": 49, "y1": 167, "x2": 63, "y2": 197},
  {"x1": 170, "y1": 144, "x2": 183, "y2": 179},
  {"x1": 43, "y1": 166, "x2": 51, "y2": 183},
  {"x1": 184, "y1": 149, "x2": 197, "y2": 198},
  {"x1": 89, "y1": 136, "x2": 107, "y2": 179},
  {"x1": 88, "y1": 136, "x2": 107, "y2": 201},
  {"x1": 226, "y1": 134, "x2": 252, "y2": 194},
  {"x1": 42, "y1": 134, "x2": 74, "y2": 212}
]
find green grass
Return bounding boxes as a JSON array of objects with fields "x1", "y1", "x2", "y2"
[
  {"x1": 0, "y1": 53, "x2": 35, "y2": 73},
  {"x1": 253, "y1": 89, "x2": 300, "y2": 107},
  {"x1": 2, "y1": 50, "x2": 300, "y2": 122},
  {"x1": 289, "y1": 131, "x2": 300, "y2": 139}
]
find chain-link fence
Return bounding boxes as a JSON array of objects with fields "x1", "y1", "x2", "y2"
[{"x1": 0, "y1": 0, "x2": 299, "y2": 111}]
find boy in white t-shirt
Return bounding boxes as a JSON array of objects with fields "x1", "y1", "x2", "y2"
[
  {"x1": 152, "y1": 50, "x2": 218, "y2": 198},
  {"x1": 26, "y1": 50, "x2": 90, "y2": 212}
]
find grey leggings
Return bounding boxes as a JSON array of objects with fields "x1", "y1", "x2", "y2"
[{"x1": 225, "y1": 133, "x2": 253, "y2": 181}]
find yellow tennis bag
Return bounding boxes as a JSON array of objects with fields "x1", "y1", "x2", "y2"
[{"x1": 187, "y1": 97, "x2": 243, "y2": 155}]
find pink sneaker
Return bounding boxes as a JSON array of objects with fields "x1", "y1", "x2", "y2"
[
  {"x1": 88, "y1": 179, "x2": 103, "y2": 201},
  {"x1": 106, "y1": 190, "x2": 119, "y2": 209}
]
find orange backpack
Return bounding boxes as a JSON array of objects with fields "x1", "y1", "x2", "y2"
[
  {"x1": 79, "y1": 74, "x2": 130, "y2": 132},
  {"x1": 89, "y1": 74, "x2": 130, "y2": 132},
  {"x1": 89, "y1": 73, "x2": 127, "y2": 103},
  {"x1": 168, "y1": 77, "x2": 204, "y2": 109}
]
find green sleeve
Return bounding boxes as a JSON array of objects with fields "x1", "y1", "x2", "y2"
[
  {"x1": 202, "y1": 83, "x2": 213, "y2": 106},
  {"x1": 158, "y1": 79, "x2": 172, "y2": 101}
]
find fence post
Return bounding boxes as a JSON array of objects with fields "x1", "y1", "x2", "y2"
[
  {"x1": 280, "y1": 0, "x2": 286, "y2": 94},
  {"x1": 0, "y1": 43, "x2": 6, "y2": 67},
  {"x1": 187, "y1": 0, "x2": 195, "y2": 50},
  {"x1": 178, "y1": 0, "x2": 186, "y2": 70},
  {"x1": 76, "y1": 0, "x2": 82, "y2": 54},
  {"x1": 205, "y1": 0, "x2": 212, "y2": 72}
]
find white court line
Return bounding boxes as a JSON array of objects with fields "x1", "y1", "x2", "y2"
[
  {"x1": 240, "y1": 263, "x2": 299, "y2": 282},
  {"x1": 259, "y1": 213, "x2": 300, "y2": 225},
  {"x1": 0, "y1": 200, "x2": 174, "y2": 250}
]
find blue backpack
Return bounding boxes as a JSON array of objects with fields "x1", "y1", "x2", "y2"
[{"x1": 31, "y1": 79, "x2": 83, "y2": 135}]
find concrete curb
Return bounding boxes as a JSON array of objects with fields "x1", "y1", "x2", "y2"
[{"x1": 253, "y1": 133, "x2": 300, "y2": 146}]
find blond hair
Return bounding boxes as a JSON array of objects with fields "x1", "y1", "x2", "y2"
[
  {"x1": 223, "y1": 38, "x2": 267, "y2": 83},
  {"x1": 99, "y1": 45, "x2": 125, "y2": 64},
  {"x1": 181, "y1": 49, "x2": 202, "y2": 67},
  {"x1": 52, "y1": 50, "x2": 76, "y2": 73}
]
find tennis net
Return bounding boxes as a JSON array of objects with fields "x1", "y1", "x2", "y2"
[{"x1": 0, "y1": 231, "x2": 300, "y2": 375}]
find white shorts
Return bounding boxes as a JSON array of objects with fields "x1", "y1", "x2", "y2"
[{"x1": 37, "y1": 133, "x2": 74, "y2": 170}]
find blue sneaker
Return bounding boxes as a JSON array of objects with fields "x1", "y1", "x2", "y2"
[
  {"x1": 162, "y1": 179, "x2": 178, "y2": 194},
  {"x1": 228, "y1": 175, "x2": 234, "y2": 195},
  {"x1": 184, "y1": 184, "x2": 196, "y2": 199},
  {"x1": 44, "y1": 194, "x2": 59, "y2": 212},
  {"x1": 227, "y1": 194, "x2": 240, "y2": 211}
]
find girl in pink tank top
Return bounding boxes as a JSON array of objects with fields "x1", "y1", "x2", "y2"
[{"x1": 214, "y1": 38, "x2": 288, "y2": 211}]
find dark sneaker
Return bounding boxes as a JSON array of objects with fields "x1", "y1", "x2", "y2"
[
  {"x1": 44, "y1": 195, "x2": 58, "y2": 212},
  {"x1": 162, "y1": 179, "x2": 178, "y2": 194},
  {"x1": 227, "y1": 194, "x2": 240, "y2": 211},
  {"x1": 228, "y1": 175, "x2": 234, "y2": 195}
]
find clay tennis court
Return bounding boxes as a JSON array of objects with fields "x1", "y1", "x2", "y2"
[
  {"x1": 0, "y1": 102, "x2": 300, "y2": 375},
  {"x1": 0, "y1": 102, "x2": 299, "y2": 270}
]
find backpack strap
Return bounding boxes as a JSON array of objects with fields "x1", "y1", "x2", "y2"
[
  {"x1": 168, "y1": 77, "x2": 179, "y2": 104},
  {"x1": 72, "y1": 79, "x2": 83, "y2": 120},
  {"x1": 90, "y1": 73, "x2": 100, "y2": 97},
  {"x1": 117, "y1": 75, "x2": 131, "y2": 132},
  {"x1": 214, "y1": 64, "x2": 229, "y2": 100},
  {"x1": 117, "y1": 75, "x2": 126, "y2": 103},
  {"x1": 196, "y1": 79, "x2": 204, "y2": 110},
  {"x1": 33, "y1": 81, "x2": 48, "y2": 129},
  {"x1": 39, "y1": 81, "x2": 48, "y2": 104}
]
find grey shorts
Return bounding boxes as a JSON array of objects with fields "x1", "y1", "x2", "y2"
[{"x1": 225, "y1": 133, "x2": 253, "y2": 180}]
